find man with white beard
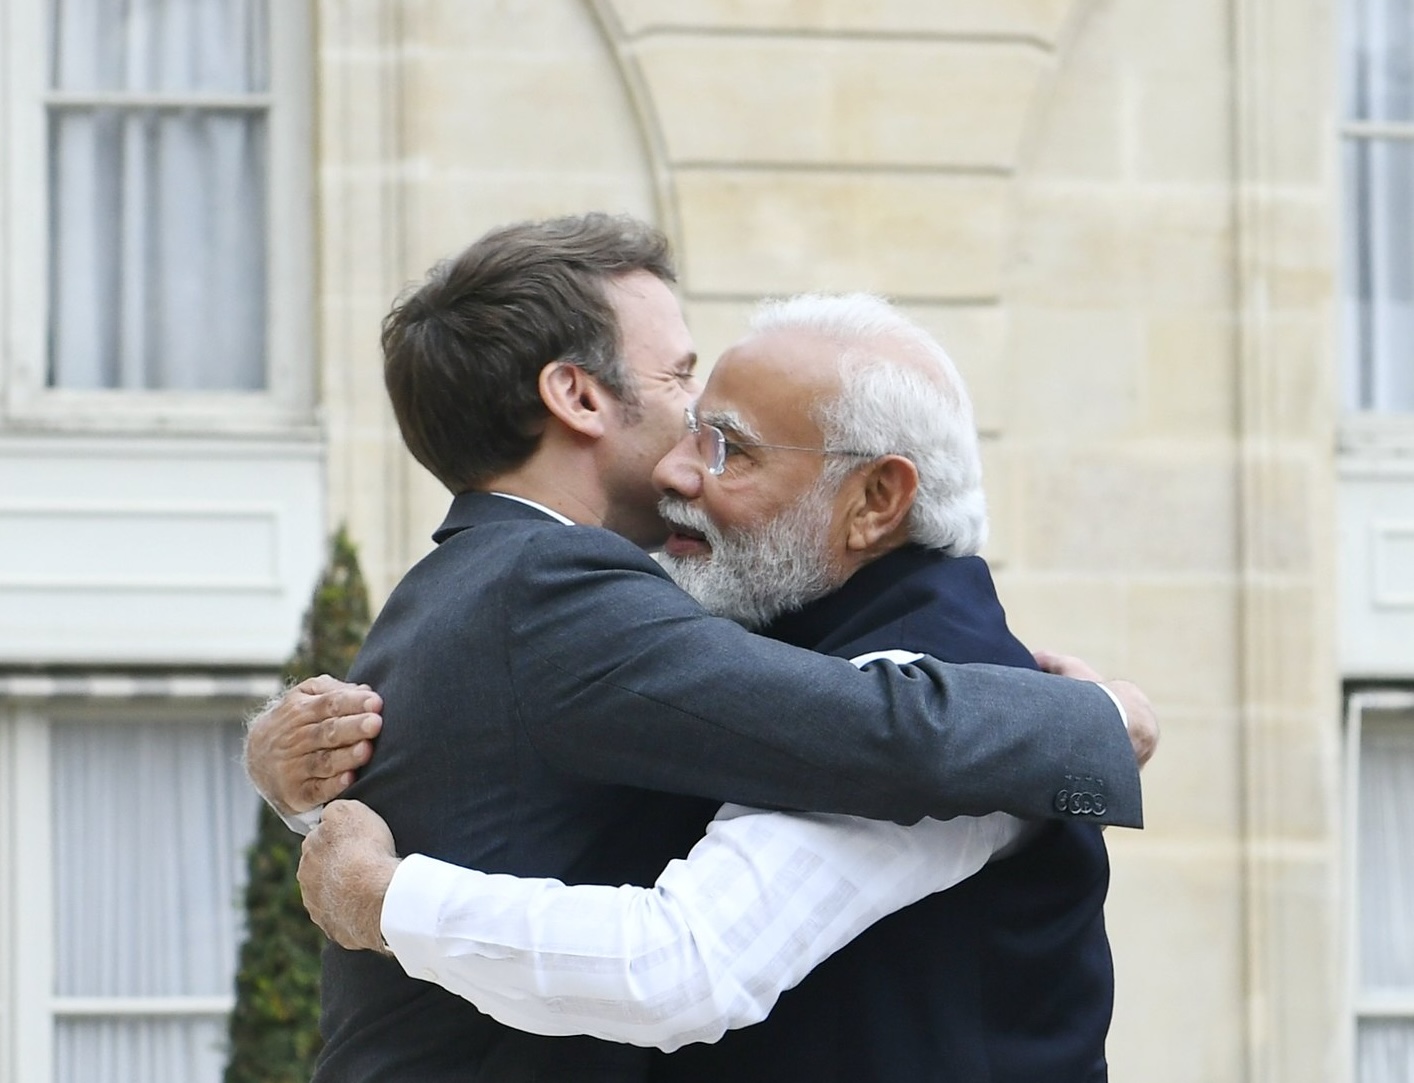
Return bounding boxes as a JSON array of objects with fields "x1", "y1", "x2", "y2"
[{"x1": 297, "y1": 293, "x2": 1121, "y2": 1082}]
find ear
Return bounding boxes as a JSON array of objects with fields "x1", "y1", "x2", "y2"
[
  {"x1": 539, "y1": 361, "x2": 612, "y2": 440},
  {"x1": 845, "y1": 455, "x2": 918, "y2": 553}
]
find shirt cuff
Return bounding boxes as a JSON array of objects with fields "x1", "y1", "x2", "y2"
[
  {"x1": 381, "y1": 853, "x2": 465, "y2": 981},
  {"x1": 1096, "y1": 683, "x2": 1129, "y2": 731},
  {"x1": 279, "y1": 805, "x2": 323, "y2": 834}
]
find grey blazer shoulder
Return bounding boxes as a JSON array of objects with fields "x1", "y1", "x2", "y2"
[{"x1": 480, "y1": 519, "x2": 1142, "y2": 828}]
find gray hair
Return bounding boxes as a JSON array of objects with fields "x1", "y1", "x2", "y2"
[{"x1": 747, "y1": 293, "x2": 988, "y2": 556}]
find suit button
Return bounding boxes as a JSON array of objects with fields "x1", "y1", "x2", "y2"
[{"x1": 1061, "y1": 791, "x2": 1105, "y2": 816}]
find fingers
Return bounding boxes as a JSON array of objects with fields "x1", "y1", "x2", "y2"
[
  {"x1": 296, "y1": 759, "x2": 368, "y2": 809},
  {"x1": 244, "y1": 679, "x2": 383, "y2": 815},
  {"x1": 297, "y1": 832, "x2": 329, "y2": 933},
  {"x1": 294, "y1": 674, "x2": 365, "y2": 695},
  {"x1": 1107, "y1": 679, "x2": 1160, "y2": 768},
  {"x1": 297, "y1": 800, "x2": 400, "y2": 954},
  {"x1": 284, "y1": 689, "x2": 383, "y2": 753},
  {"x1": 1033, "y1": 649, "x2": 1105, "y2": 683},
  {"x1": 321, "y1": 798, "x2": 397, "y2": 851}
]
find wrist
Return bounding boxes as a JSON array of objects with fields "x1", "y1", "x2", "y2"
[{"x1": 362, "y1": 855, "x2": 402, "y2": 954}]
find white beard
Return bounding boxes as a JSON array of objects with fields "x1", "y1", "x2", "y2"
[{"x1": 656, "y1": 482, "x2": 842, "y2": 630}]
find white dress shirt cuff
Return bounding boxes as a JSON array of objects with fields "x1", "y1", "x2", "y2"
[
  {"x1": 278, "y1": 804, "x2": 322, "y2": 834},
  {"x1": 383, "y1": 854, "x2": 459, "y2": 983},
  {"x1": 1096, "y1": 683, "x2": 1129, "y2": 731}
]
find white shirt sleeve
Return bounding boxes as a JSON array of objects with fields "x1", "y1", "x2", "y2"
[{"x1": 382, "y1": 805, "x2": 1024, "y2": 1051}]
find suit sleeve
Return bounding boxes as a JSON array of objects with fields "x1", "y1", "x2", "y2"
[{"x1": 505, "y1": 528, "x2": 1142, "y2": 827}]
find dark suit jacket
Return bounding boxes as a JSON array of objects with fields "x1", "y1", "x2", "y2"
[
  {"x1": 312, "y1": 493, "x2": 1139, "y2": 1081},
  {"x1": 659, "y1": 545, "x2": 1112, "y2": 1082}
]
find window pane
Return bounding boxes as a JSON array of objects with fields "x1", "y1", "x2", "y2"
[
  {"x1": 48, "y1": 106, "x2": 268, "y2": 390},
  {"x1": 1358, "y1": 714, "x2": 1414, "y2": 992},
  {"x1": 1347, "y1": 0, "x2": 1414, "y2": 122},
  {"x1": 1342, "y1": 138, "x2": 1414, "y2": 412},
  {"x1": 1358, "y1": 1019, "x2": 1414, "y2": 1083},
  {"x1": 51, "y1": 0, "x2": 269, "y2": 94},
  {"x1": 56, "y1": 1018, "x2": 229, "y2": 1083},
  {"x1": 51, "y1": 717, "x2": 259, "y2": 998}
]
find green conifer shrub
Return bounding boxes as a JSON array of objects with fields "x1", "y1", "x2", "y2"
[{"x1": 225, "y1": 526, "x2": 372, "y2": 1083}]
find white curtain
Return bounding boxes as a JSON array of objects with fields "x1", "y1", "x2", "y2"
[
  {"x1": 1343, "y1": 0, "x2": 1414, "y2": 413},
  {"x1": 52, "y1": 717, "x2": 260, "y2": 1083},
  {"x1": 48, "y1": 0, "x2": 269, "y2": 391},
  {"x1": 1357, "y1": 715, "x2": 1414, "y2": 1083}
]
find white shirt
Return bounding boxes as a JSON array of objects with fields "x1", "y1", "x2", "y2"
[
  {"x1": 383, "y1": 806, "x2": 1024, "y2": 1051},
  {"x1": 378, "y1": 650, "x2": 1032, "y2": 1052}
]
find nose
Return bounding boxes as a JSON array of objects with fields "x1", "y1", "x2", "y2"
[{"x1": 653, "y1": 432, "x2": 705, "y2": 501}]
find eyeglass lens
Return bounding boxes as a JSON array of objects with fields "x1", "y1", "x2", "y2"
[{"x1": 684, "y1": 405, "x2": 726, "y2": 475}]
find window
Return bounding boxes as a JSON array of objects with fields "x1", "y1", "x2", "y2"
[
  {"x1": 1342, "y1": 0, "x2": 1414, "y2": 413},
  {"x1": 4, "y1": 685, "x2": 270, "y2": 1083},
  {"x1": 2, "y1": 0, "x2": 313, "y2": 429},
  {"x1": 1346, "y1": 691, "x2": 1414, "y2": 1082}
]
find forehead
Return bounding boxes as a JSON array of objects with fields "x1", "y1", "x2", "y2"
[
  {"x1": 700, "y1": 329, "x2": 842, "y2": 438},
  {"x1": 603, "y1": 270, "x2": 694, "y2": 371}
]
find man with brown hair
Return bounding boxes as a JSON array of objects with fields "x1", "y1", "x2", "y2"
[{"x1": 246, "y1": 214, "x2": 1151, "y2": 1081}]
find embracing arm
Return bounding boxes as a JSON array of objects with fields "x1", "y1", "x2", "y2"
[
  {"x1": 299, "y1": 799, "x2": 1023, "y2": 1050},
  {"x1": 510, "y1": 529, "x2": 1147, "y2": 827},
  {"x1": 248, "y1": 530, "x2": 1154, "y2": 829}
]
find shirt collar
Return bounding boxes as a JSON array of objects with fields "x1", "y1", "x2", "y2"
[{"x1": 488, "y1": 492, "x2": 575, "y2": 526}]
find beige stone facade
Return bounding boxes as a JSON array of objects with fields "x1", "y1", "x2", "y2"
[{"x1": 315, "y1": 1, "x2": 1352, "y2": 1079}]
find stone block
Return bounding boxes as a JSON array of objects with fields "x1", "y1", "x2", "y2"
[
  {"x1": 605, "y1": 0, "x2": 1078, "y2": 41},
  {"x1": 1253, "y1": 855, "x2": 1343, "y2": 1083},
  {"x1": 408, "y1": 0, "x2": 602, "y2": 52},
  {"x1": 411, "y1": 49, "x2": 651, "y2": 174},
  {"x1": 1253, "y1": 313, "x2": 1336, "y2": 441},
  {"x1": 1006, "y1": 307, "x2": 1145, "y2": 438},
  {"x1": 1022, "y1": 1, "x2": 1127, "y2": 182},
  {"x1": 1122, "y1": 706, "x2": 1244, "y2": 838},
  {"x1": 1126, "y1": 580, "x2": 1242, "y2": 709},
  {"x1": 1010, "y1": 186, "x2": 1235, "y2": 309},
  {"x1": 1239, "y1": 582, "x2": 1330, "y2": 711},
  {"x1": 1019, "y1": 447, "x2": 1238, "y2": 574},
  {"x1": 1238, "y1": 455, "x2": 1324, "y2": 576},
  {"x1": 1143, "y1": 311, "x2": 1237, "y2": 437},
  {"x1": 1243, "y1": 709, "x2": 1342, "y2": 840},
  {"x1": 633, "y1": 36, "x2": 1045, "y2": 169},
  {"x1": 674, "y1": 170, "x2": 1010, "y2": 297},
  {"x1": 1136, "y1": 72, "x2": 1233, "y2": 185},
  {"x1": 1111, "y1": 0, "x2": 1231, "y2": 79},
  {"x1": 1104, "y1": 843, "x2": 1245, "y2": 1082},
  {"x1": 995, "y1": 572, "x2": 1129, "y2": 670}
]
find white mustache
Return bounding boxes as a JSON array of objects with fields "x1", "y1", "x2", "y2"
[{"x1": 658, "y1": 497, "x2": 718, "y2": 541}]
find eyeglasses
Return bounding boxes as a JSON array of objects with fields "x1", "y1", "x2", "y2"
[{"x1": 683, "y1": 403, "x2": 875, "y2": 476}]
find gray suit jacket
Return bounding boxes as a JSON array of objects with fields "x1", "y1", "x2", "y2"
[{"x1": 312, "y1": 492, "x2": 1141, "y2": 1082}]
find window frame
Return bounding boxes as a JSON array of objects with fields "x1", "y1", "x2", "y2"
[
  {"x1": 2, "y1": 686, "x2": 276, "y2": 1083},
  {"x1": 1343, "y1": 688, "x2": 1414, "y2": 1080},
  {"x1": 0, "y1": 0, "x2": 315, "y2": 435}
]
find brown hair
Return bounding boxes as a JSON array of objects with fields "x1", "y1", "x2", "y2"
[{"x1": 382, "y1": 213, "x2": 676, "y2": 492}]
